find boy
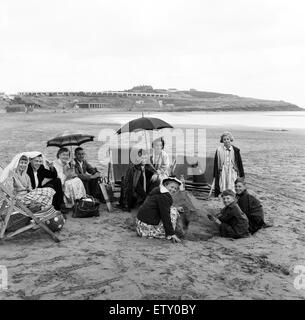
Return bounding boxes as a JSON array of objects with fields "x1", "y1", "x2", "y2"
[
  {"x1": 235, "y1": 178, "x2": 270, "y2": 234},
  {"x1": 208, "y1": 189, "x2": 249, "y2": 239}
]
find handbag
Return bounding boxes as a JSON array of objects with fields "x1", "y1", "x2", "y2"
[{"x1": 72, "y1": 196, "x2": 100, "y2": 218}]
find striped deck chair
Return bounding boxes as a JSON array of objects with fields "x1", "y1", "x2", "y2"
[{"x1": 0, "y1": 165, "x2": 60, "y2": 243}]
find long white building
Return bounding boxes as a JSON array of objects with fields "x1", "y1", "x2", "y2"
[{"x1": 17, "y1": 91, "x2": 169, "y2": 98}]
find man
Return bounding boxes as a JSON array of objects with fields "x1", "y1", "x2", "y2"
[
  {"x1": 118, "y1": 149, "x2": 154, "y2": 212},
  {"x1": 27, "y1": 154, "x2": 63, "y2": 211},
  {"x1": 74, "y1": 147, "x2": 103, "y2": 200}
]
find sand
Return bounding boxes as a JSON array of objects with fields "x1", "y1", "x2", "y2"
[{"x1": 0, "y1": 111, "x2": 305, "y2": 300}]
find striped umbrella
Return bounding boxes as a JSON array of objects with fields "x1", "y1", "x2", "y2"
[{"x1": 47, "y1": 131, "x2": 94, "y2": 148}]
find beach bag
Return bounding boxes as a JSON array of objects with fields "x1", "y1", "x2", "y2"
[{"x1": 73, "y1": 196, "x2": 100, "y2": 218}]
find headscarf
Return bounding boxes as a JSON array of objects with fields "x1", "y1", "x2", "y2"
[{"x1": 0, "y1": 151, "x2": 47, "y2": 183}]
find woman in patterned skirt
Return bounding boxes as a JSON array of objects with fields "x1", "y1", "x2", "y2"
[{"x1": 136, "y1": 176, "x2": 182, "y2": 243}]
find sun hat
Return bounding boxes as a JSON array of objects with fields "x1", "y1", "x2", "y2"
[{"x1": 162, "y1": 176, "x2": 182, "y2": 186}]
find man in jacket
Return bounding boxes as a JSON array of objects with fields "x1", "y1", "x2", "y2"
[{"x1": 74, "y1": 147, "x2": 103, "y2": 200}]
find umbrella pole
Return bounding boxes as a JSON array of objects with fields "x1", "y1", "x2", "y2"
[{"x1": 143, "y1": 130, "x2": 149, "y2": 151}]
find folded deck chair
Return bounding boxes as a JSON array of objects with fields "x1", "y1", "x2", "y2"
[{"x1": 0, "y1": 167, "x2": 60, "y2": 243}]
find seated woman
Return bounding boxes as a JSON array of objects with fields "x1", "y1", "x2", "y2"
[
  {"x1": 149, "y1": 137, "x2": 171, "y2": 190},
  {"x1": 235, "y1": 178, "x2": 269, "y2": 234},
  {"x1": 0, "y1": 153, "x2": 55, "y2": 211},
  {"x1": 118, "y1": 149, "x2": 153, "y2": 211},
  {"x1": 53, "y1": 147, "x2": 86, "y2": 209},
  {"x1": 136, "y1": 176, "x2": 182, "y2": 243},
  {"x1": 208, "y1": 189, "x2": 249, "y2": 239}
]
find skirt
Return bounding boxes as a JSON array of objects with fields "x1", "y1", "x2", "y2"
[
  {"x1": 63, "y1": 177, "x2": 86, "y2": 208},
  {"x1": 136, "y1": 207, "x2": 179, "y2": 239}
]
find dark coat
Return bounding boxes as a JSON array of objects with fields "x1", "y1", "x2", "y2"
[
  {"x1": 120, "y1": 164, "x2": 153, "y2": 210},
  {"x1": 137, "y1": 186, "x2": 175, "y2": 236},
  {"x1": 27, "y1": 164, "x2": 58, "y2": 189},
  {"x1": 218, "y1": 200, "x2": 249, "y2": 238},
  {"x1": 213, "y1": 145, "x2": 245, "y2": 197},
  {"x1": 237, "y1": 190, "x2": 265, "y2": 234}
]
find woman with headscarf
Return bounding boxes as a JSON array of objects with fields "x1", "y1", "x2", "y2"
[
  {"x1": 213, "y1": 131, "x2": 245, "y2": 197},
  {"x1": 0, "y1": 152, "x2": 55, "y2": 210},
  {"x1": 52, "y1": 147, "x2": 86, "y2": 209}
]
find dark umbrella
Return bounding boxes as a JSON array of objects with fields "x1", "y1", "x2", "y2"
[
  {"x1": 47, "y1": 131, "x2": 94, "y2": 148},
  {"x1": 116, "y1": 115, "x2": 173, "y2": 150},
  {"x1": 116, "y1": 116, "x2": 173, "y2": 134}
]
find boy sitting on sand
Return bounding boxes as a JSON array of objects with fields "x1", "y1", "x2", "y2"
[
  {"x1": 208, "y1": 189, "x2": 249, "y2": 239},
  {"x1": 235, "y1": 178, "x2": 271, "y2": 234}
]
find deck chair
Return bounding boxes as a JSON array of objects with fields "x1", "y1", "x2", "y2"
[{"x1": 0, "y1": 167, "x2": 60, "y2": 243}]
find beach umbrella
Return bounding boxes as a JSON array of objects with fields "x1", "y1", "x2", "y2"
[
  {"x1": 47, "y1": 131, "x2": 95, "y2": 148},
  {"x1": 116, "y1": 115, "x2": 173, "y2": 134},
  {"x1": 116, "y1": 114, "x2": 173, "y2": 150}
]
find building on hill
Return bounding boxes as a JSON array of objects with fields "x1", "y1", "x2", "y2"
[
  {"x1": 135, "y1": 100, "x2": 144, "y2": 105},
  {"x1": 6, "y1": 104, "x2": 27, "y2": 113},
  {"x1": 76, "y1": 102, "x2": 110, "y2": 109},
  {"x1": 18, "y1": 91, "x2": 169, "y2": 98}
]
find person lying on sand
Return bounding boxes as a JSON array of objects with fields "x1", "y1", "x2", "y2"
[
  {"x1": 0, "y1": 153, "x2": 55, "y2": 211},
  {"x1": 208, "y1": 189, "x2": 249, "y2": 239},
  {"x1": 136, "y1": 176, "x2": 182, "y2": 243},
  {"x1": 118, "y1": 149, "x2": 154, "y2": 212},
  {"x1": 235, "y1": 178, "x2": 271, "y2": 234},
  {"x1": 27, "y1": 153, "x2": 64, "y2": 211},
  {"x1": 74, "y1": 147, "x2": 103, "y2": 202}
]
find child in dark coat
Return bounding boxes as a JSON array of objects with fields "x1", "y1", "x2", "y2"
[
  {"x1": 208, "y1": 189, "x2": 249, "y2": 239},
  {"x1": 235, "y1": 178, "x2": 269, "y2": 234}
]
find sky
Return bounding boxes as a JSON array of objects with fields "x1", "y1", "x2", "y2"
[{"x1": 0, "y1": 0, "x2": 304, "y2": 107}]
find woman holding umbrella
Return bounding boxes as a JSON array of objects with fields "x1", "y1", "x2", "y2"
[{"x1": 47, "y1": 131, "x2": 94, "y2": 209}]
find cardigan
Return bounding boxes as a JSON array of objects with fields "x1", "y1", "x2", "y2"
[{"x1": 137, "y1": 186, "x2": 175, "y2": 236}]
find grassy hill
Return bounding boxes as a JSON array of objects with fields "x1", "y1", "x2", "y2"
[{"x1": 2, "y1": 89, "x2": 302, "y2": 112}]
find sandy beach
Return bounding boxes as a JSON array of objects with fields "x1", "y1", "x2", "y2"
[{"x1": 0, "y1": 111, "x2": 305, "y2": 300}]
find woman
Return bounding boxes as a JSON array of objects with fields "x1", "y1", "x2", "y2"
[
  {"x1": 53, "y1": 147, "x2": 86, "y2": 208},
  {"x1": 150, "y1": 137, "x2": 171, "y2": 188},
  {"x1": 0, "y1": 153, "x2": 55, "y2": 211},
  {"x1": 136, "y1": 176, "x2": 182, "y2": 243},
  {"x1": 213, "y1": 131, "x2": 245, "y2": 197}
]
